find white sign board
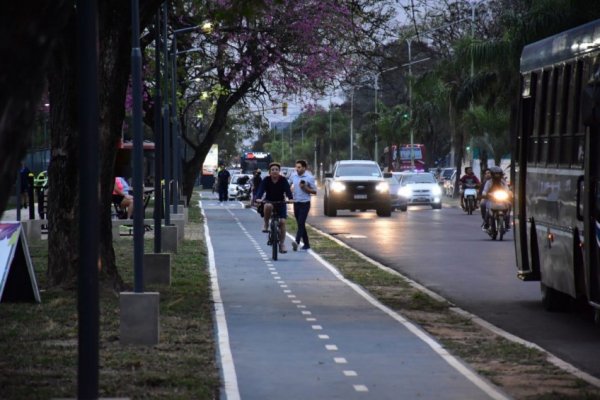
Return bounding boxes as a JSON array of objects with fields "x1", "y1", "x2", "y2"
[
  {"x1": 202, "y1": 144, "x2": 219, "y2": 176},
  {"x1": 0, "y1": 222, "x2": 41, "y2": 303}
]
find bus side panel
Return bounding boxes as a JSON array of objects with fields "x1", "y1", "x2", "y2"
[{"x1": 528, "y1": 168, "x2": 580, "y2": 298}]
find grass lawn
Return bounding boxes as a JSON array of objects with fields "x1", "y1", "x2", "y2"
[{"x1": 0, "y1": 196, "x2": 219, "y2": 399}]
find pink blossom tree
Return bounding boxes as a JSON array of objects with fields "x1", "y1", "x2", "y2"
[{"x1": 168, "y1": 0, "x2": 397, "y2": 202}]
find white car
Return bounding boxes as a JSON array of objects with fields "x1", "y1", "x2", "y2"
[
  {"x1": 397, "y1": 172, "x2": 443, "y2": 210},
  {"x1": 228, "y1": 174, "x2": 251, "y2": 199}
]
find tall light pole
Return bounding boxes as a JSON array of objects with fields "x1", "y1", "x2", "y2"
[
  {"x1": 350, "y1": 87, "x2": 354, "y2": 160},
  {"x1": 374, "y1": 66, "x2": 399, "y2": 164}
]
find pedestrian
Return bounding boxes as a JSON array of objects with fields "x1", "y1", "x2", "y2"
[
  {"x1": 19, "y1": 162, "x2": 31, "y2": 209},
  {"x1": 251, "y1": 169, "x2": 262, "y2": 206},
  {"x1": 217, "y1": 163, "x2": 231, "y2": 202},
  {"x1": 288, "y1": 160, "x2": 317, "y2": 251}
]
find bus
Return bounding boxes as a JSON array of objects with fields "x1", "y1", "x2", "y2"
[
  {"x1": 240, "y1": 151, "x2": 273, "y2": 174},
  {"x1": 380, "y1": 144, "x2": 426, "y2": 171},
  {"x1": 513, "y1": 18, "x2": 600, "y2": 321}
]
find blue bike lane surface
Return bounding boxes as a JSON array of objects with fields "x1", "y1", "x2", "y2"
[{"x1": 200, "y1": 196, "x2": 510, "y2": 400}]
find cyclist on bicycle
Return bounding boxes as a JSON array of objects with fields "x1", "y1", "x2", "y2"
[{"x1": 255, "y1": 162, "x2": 294, "y2": 253}]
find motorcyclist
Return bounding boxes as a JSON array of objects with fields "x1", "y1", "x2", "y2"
[
  {"x1": 459, "y1": 166, "x2": 481, "y2": 210},
  {"x1": 481, "y1": 166, "x2": 511, "y2": 230},
  {"x1": 479, "y1": 168, "x2": 491, "y2": 223}
]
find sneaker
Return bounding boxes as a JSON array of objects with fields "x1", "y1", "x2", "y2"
[
  {"x1": 301, "y1": 245, "x2": 310, "y2": 251},
  {"x1": 292, "y1": 241, "x2": 298, "y2": 251},
  {"x1": 483, "y1": 223, "x2": 489, "y2": 230},
  {"x1": 279, "y1": 244, "x2": 288, "y2": 253}
]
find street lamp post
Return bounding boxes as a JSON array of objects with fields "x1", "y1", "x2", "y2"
[
  {"x1": 373, "y1": 66, "x2": 399, "y2": 163},
  {"x1": 350, "y1": 87, "x2": 354, "y2": 160}
]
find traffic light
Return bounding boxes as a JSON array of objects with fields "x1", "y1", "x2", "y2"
[
  {"x1": 282, "y1": 102, "x2": 288, "y2": 116},
  {"x1": 402, "y1": 112, "x2": 409, "y2": 120}
]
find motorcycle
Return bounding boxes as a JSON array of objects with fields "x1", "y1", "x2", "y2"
[
  {"x1": 485, "y1": 189, "x2": 511, "y2": 240},
  {"x1": 463, "y1": 184, "x2": 478, "y2": 215},
  {"x1": 235, "y1": 183, "x2": 252, "y2": 201}
]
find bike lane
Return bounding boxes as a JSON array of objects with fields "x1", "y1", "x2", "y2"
[{"x1": 201, "y1": 198, "x2": 509, "y2": 400}]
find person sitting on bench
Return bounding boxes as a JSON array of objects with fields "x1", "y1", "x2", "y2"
[{"x1": 112, "y1": 177, "x2": 134, "y2": 219}]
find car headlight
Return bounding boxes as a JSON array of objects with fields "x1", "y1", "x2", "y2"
[
  {"x1": 331, "y1": 181, "x2": 346, "y2": 192},
  {"x1": 492, "y1": 190, "x2": 509, "y2": 201},
  {"x1": 375, "y1": 182, "x2": 389, "y2": 192},
  {"x1": 398, "y1": 186, "x2": 412, "y2": 197},
  {"x1": 432, "y1": 185, "x2": 442, "y2": 196}
]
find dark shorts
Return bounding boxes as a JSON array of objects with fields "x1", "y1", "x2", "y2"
[
  {"x1": 112, "y1": 194, "x2": 124, "y2": 205},
  {"x1": 269, "y1": 203, "x2": 287, "y2": 219}
]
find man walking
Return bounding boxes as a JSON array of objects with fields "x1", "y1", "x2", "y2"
[
  {"x1": 217, "y1": 163, "x2": 230, "y2": 203},
  {"x1": 289, "y1": 160, "x2": 316, "y2": 251}
]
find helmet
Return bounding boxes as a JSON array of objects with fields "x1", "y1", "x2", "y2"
[{"x1": 490, "y1": 166, "x2": 503, "y2": 180}]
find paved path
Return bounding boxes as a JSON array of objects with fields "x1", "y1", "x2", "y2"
[{"x1": 201, "y1": 195, "x2": 509, "y2": 400}]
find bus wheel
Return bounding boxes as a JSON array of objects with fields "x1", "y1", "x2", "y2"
[
  {"x1": 541, "y1": 283, "x2": 567, "y2": 311},
  {"x1": 594, "y1": 309, "x2": 600, "y2": 326}
]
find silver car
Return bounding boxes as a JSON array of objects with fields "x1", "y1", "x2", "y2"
[{"x1": 397, "y1": 172, "x2": 443, "y2": 210}]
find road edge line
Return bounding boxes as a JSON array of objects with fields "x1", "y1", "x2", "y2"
[
  {"x1": 200, "y1": 199, "x2": 241, "y2": 400},
  {"x1": 297, "y1": 236, "x2": 510, "y2": 400},
  {"x1": 305, "y1": 223, "x2": 600, "y2": 389}
]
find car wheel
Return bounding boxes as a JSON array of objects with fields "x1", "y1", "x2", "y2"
[
  {"x1": 432, "y1": 204, "x2": 442, "y2": 210},
  {"x1": 399, "y1": 205, "x2": 407, "y2": 212},
  {"x1": 323, "y1": 195, "x2": 330, "y2": 216},
  {"x1": 376, "y1": 206, "x2": 392, "y2": 217},
  {"x1": 325, "y1": 197, "x2": 337, "y2": 217}
]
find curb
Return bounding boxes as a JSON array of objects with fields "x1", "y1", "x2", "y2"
[{"x1": 306, "y1": 222, "x2": 600, "y2": 389}]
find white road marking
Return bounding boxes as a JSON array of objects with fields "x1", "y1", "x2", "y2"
[
  {"x1": 312, "y1": 325, "x2": 323, "y2": 330},
  {"x1": 201, "y1": 201, "x2": 240, "y2": 400},
  {"x1": 318, "y1": 334, "x2": 330, "y2": 340},
  {"x1": 344, "y1": 370, "x2": 358, "y2": 377},
  {"x1": 280, "y1": 284, "x2": 288, "y2": 288},
  {"x1": 283, "y1": 290, "x2": 292, "y2": 293},
  {"x1": 305, "y1": 239, "x2": 511, "y2": 400},
  {"x1": 297, "y1": 305, "x2": 306, "y2": 308},
  {"x1": 301, "y1": 311, "x2": 311, "y2": 315},
  {"x1": 334, "y1": 357, "x2": 347, "y2": 364},
  {"x1": 325, "y1": 345, "x2": 338, "y2": 351},
  {"x1": 306, "y1": 318, "x2": 317, "y2": 322},
  {"x1": 353, "y1": 385, "x2": 369, "y2": 392},
  {"x1": 288, "y1": 295, "x2": 296, "y2": 298},
  {"x1": 292, "y1": 300, "x2": 301, "y2": 304}
]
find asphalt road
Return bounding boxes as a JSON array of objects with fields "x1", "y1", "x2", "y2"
[{"x1": 306, "y1": 193, "x2": 600, "y2": 379}]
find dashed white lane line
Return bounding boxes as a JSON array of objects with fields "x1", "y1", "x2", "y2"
[
  {"x1": 353, "y1": 385, "x2": 369, "y2": 392},
  {"x1": 225, "y1": 207, "x2": 369, "y2": 396}
]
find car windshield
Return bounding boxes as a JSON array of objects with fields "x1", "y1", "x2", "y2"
[
  {"x1": 336, "y1": 164, "x2": 382, "y2": 177},
  {"x1": 402, "y1": 173, "x2": 436, "y2": 184},
  {"x1": 442, "y1": 169, "x2": 454, "y2": 179}
]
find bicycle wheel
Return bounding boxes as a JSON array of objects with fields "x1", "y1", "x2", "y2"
[{"x1": 271, "y1": 218, "x2": 279, "y2": 260}]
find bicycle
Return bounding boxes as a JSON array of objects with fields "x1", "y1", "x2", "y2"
[{"x1": 262, "y1": 200, "x2": 292, "y2": 260}]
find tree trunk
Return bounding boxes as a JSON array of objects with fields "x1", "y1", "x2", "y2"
[
  {"x1": 47, "y1": 12, "x2": 80, "y2": 287},
  {"x1": 0, "y1": 2, "x2": 69, "y2": 217},
  {"x1": 46, "y1": 0, "x2": 161, "y2": 288}
]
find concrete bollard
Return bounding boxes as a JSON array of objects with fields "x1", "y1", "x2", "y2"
[
  {"x1": 161, "y1": 225, "x2": 178, "y2": 253},
  {"x1": 119, "y1": 292, "x2": 160, "y2": 346},
  {"x1": 170, "y1": 214, "x2": 185, "y2": 242},
  {"x1": 143, "y1": 253, "x2": 171, "y2": 286}
]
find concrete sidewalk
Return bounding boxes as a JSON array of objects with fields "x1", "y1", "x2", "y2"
[{"x1": 201, "y1": 193, "x2": 509, "y2": 400}]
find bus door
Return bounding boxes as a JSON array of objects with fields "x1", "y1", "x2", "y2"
[
  {"x1": 515, "y1": 73, "x2": 539, "y2": 280},
  {"x1": 582, "y1": 64, "x2": 600, "y2": 310}
]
